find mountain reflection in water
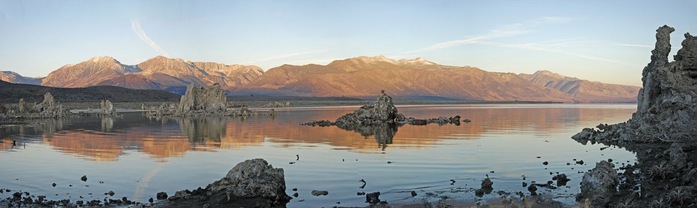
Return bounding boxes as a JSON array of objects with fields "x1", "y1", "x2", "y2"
[{"x1": 1, "y1": 104, "x2": 634, "y2": 161}]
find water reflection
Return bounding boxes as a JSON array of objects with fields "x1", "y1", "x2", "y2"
[
  {"x1": 336, "y1": 123, "x2": 398, "y2": 150},
  {"x1": 176, "y1": 117, "x2": 226, "y2": 143},
  {"x1": 0, "y1": 105, "x2": 636, "y2": 161}
]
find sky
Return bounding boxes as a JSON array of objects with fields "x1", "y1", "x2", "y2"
[{"x1": 0, "y1": 0, "x2": 696, "y2": 86}]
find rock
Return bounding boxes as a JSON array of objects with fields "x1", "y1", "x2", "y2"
[
  {"x1": 80, "y1": 175, "x2": 87, "y2": 182},
  {"x1": 156, "y1": 192, "x2": 168, "y2": 200},
  {"x1": 552, "y1": 173, "x2": 570, "y2": 186},
  {"x1": 176, "y1": 83, "x2": 227, "y2": 116},
  {"x1": 527, "y1": 184, "x2": 537, "y2": 195},
  {"x1": 365, "y1": 192, "x2": 381, "y2": 205},
  {"x1": 578, "y1": 161, "x2": 618, "y2": 207},
  {"x1": 108, "y1": 191, "x2": 115, "y2": 196},
  {"x1": 211, "y1": 158, "x2": 291, "y2": 203},
  {"x1": 572, "y1": 128, "x2": 595, "y2": 142},
  {"x1": 157, "y1": 159, "x2": 290, "y2": 207},
  {"x1": 474, "y1": 189, "x2": 485, "y2": 197},
  {"x1": 481, "y1": 177, "x2": 493, "y2": 189},
  {"x1": 18, "y1": 98, "x2": 26, "y2": 113},
  {"x1": 410, "y1": 191, "x2": 417, "y2": 197},
  {"x1": 572, "y1": 26, "x2": 697, "y2": 207},
  {"x1": 335, "y1": 90, "x2": 401, "y2": 128},
  {"x1": 31, "y1": 92, "x2": 66, "y2": 118},
  {"x1": 310, "y1": 190, "x2": 328, "y2": 196},
  {"x1": 374, "y1": 90, "x2": 398, "y2": 121},
  {"x1": 99, "y1": 100, "x2": 117, "y2": 117},
  {"x1": 301, "y1": 120, "x2": 334, "y2": 127}
]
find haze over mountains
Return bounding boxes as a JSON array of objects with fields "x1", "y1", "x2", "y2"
[{"x1": 1, "y1": 56, "x2": 641, "y2": 103}]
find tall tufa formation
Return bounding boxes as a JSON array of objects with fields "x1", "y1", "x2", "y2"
[
  {"x1": 573, "y1": 26, "x2": 697, "y2": 207},
  {"x1": 99, "y1": 100, "x2": 117, "y2": 117},
  {"x1": 632, "y1": 25, "x2": 697, "y2": 140},
  {"x1": 18, "y1": 98, "x2": 26, "y2": 113},
  {"x1": 32, "y1": 92, "x2": 65, "y2": 118},
  {"x1": 176, "y1": 83, "x2": 227, "y2": 116}
]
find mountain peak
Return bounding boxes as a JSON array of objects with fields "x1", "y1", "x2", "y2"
[
  {"x1": 88, "y1": 56, "x2": 118, "y2": 63},
  {"x1": 528, "y1": 70, "x2": 567, "y2": 79},
  {"x1": 353, "y1": 55, "x2": 397, "y2": 64},
  {"x1": 398, "y1": 57, "x2": 436, "y2": 65}
]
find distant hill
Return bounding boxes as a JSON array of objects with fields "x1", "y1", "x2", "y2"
[
  {"x1": 235, "y1": 56, "x2": 640, "y2": 102},
  {"x1": 2, "y1": 55, "x2": 641, "y2": 103},
  {"x1": 39, "y1": 56, "x2": 263, "y2": 94},
  {"x1": 0, "y1": 80, "x2": 179, "y2": 103},
  {"x1": 0, "y1": 71, "x2": 42, "y2": 85},
  {"x1": 519, "y1": 70, "x2": 639, "y2": 103}
]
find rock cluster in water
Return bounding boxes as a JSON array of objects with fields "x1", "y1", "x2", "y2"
[
  {"x1": 302, "y1": 91, "x2": 466, "y2": 149},
  {"x1": 573, "y1": 25, "x2": 697, "y2": 207},
  {"x1": 0, "y1": 92, "x2": 67, "y2": 119},
  {"x1": 157, "y1": 158, "x2": 291, "y2": 207},
  {"x1": 303, "y1": 90, "x2": 466, "y2": 129},
  {"x1": 147, "y1": 83, "x2": 276, "y2": 118}
]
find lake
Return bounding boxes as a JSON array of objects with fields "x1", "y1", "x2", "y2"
[{"x1": 0, "y1": 104, "x2": 637, "y2": 207}]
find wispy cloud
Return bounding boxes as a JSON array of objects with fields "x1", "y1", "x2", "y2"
[
  {"x1": 410, "y1": 25, "x2": 529, "y2": 53},
  {"x1": 249, "y1": 50, "x2": 328, "y2": 63},
  {"x1": 614, "y1": 43, "x2": 653, "y2": 48},
  {"x1": 484, "y1": 41, "x2": 637, "y2": 66},
  {"x1": 131, "y1": 20, "x2": 169, "y2": 57},
  {"x1": 410, "y1": 16, "x2": 572, "y2": 53}
]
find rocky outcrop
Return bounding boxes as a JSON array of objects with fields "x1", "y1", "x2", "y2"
[
  {"x1": 158, "y1": 159, "x2": 291, "y2": 207},
  {"x1": 99, "y1": 100, "x2": 117, "y2": 117},
  {"x1": 177, "y1": 84, "x2": 227, "y2": 116},
  {"x1": 31, "y1": 92, "x2": 65, "y2": 118},
  {"x1": 302, "y1": 91, "x2": 466, "y2": 148},
  {"x1": 578, "y1": 161, "x2": 618, "y2": 207},
  {"x1": 572, "y1": 26, "x2": 697, "y2": 207},
  {"x1": 334, "y1": 90, "x2": 401, "y2": 128},
  {"x1": 573, "y1": 26, "x2": 697, "y2": 143}
]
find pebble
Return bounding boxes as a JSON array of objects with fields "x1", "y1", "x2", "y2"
[
  {"x1": 311, "y1": 190, "x2": 328, "y2": 196},
  {"x1": 543, "y1": 161, "x2": 549, "y2": 165},
  {"x1": 81, "y1": 175, "x2": 87, "y2": 182}
]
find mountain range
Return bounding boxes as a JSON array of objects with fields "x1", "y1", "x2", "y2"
[{"x1": 0, "y1": 56, "x2": 641, "y2": 103}]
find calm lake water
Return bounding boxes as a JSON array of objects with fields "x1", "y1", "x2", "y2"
[{"x1": 0, "y1": 104, "x2": 637, "y2": 207}]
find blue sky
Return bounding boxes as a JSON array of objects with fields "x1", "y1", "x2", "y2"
[{"x1": 1, "y1": 0, "x2": 696, "y2": 86}]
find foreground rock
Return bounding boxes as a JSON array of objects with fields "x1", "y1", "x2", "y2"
[
  {"x1": 578, "y1": 161, "x2": 618, "y2": 207},
  {"x1": 573, "y1": 25, "x2": 697, "y2": 207},
  {"x1": 156, "y1": 158, "x2": 291, "y2": 207}
]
